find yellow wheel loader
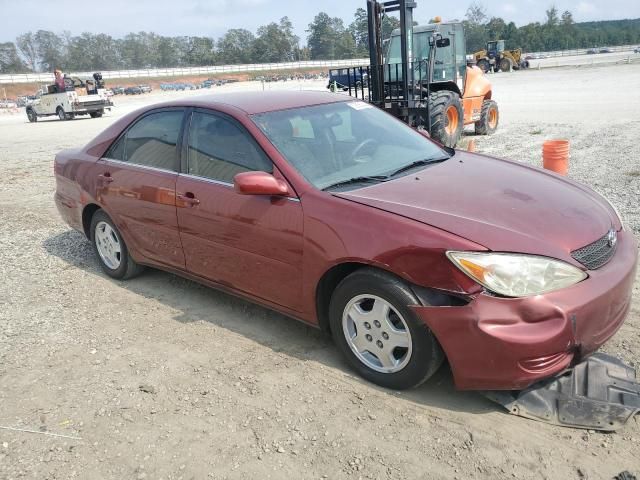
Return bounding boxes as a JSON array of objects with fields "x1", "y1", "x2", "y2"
[{"x1": 473, "y1": 40, "x2": 530, "y2": 73}]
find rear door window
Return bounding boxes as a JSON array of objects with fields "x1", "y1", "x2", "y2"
[{"x1": 105, "y1": 110, "x2": 184, "y2": 171}]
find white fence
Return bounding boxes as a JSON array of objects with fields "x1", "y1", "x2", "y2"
[
  {"x1": 528, "y1": 44, "x2": 637, "y2": 58},
  {"x1": 0, "y1": 59, "x2": 370, "y2": 85},
  {"x1": 1, "y1": 43, "x2": 637, "y2": 85}
]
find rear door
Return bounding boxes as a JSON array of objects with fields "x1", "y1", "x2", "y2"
[
  {"x1": 175, "y1": 109, "x2": 304, "y2": 311},
  {"x1": 96, "y1": 108, "x2": 186, "y2": 269}
]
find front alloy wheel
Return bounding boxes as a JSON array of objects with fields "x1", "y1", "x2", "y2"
[
  {"x1": 342, "y1": 294, "x2": 412, "y2": 373},
  {"x1": 329, "y1": 268, "x2": 444, "y2": 390}
]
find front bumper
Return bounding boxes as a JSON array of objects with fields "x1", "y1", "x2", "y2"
[{"x1": 411, "y1": 230, "x2": 638, "y2": 390}]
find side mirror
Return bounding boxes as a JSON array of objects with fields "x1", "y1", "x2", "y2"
[
  {"x1": 234, "y1": 171, "x2": 290, "y2": 197},
  {"x1": 436, "y1": 38, "x2": 450, "y2": 48}
]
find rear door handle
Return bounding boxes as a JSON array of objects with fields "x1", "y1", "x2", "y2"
[
  {"x1": 177, "y1": 193, "x2": 200, "y2": 207},
  {"x1": 98, "y1": 173, "x2": 114, "y2": 183}
]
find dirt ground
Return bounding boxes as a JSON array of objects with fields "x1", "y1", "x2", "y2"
[{"x1": 0, "y1": 64, "x2": 639, "y2": 480}]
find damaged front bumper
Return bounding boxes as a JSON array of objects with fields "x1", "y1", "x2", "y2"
[
  {"x1": 485, "y1": 352, "x2": 640, "y2": 431},
  {"x1": 410, "y1": 230, "x2": 638, "y2": 391}
]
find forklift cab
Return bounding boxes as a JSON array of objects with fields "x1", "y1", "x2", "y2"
[{"x1": 385, "y1": 22, "x2": 467, "y2": 95}]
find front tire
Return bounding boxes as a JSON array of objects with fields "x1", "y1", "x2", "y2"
[
  {"x1": 329, "y1": 268, "x2": 444, "y2": 390},
  {"x1": 476, "y1": 59, "x2": 490, "y2": 73},
  {"x1": 90, "y1": 210, "x2": 144, "y2": 280},
  {"x1": 499, "y1": 57, "x2": 512, "y2": 72},
  {"x1": 26, "y1": 108, "x2": 37, "y2": 122},
  {"x1": 427, "y1": 91, "x2": 464, "y2": 148},
  {"x1": 475, "y1": 99, "x2": 499, "y2": 135}
]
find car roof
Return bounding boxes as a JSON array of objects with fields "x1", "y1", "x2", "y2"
[{"x1": 160, "y1": 90, "x2": 350, "y2": 115}]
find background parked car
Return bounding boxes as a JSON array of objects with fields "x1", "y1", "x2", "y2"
[
  {"x1": 138, "y1": 85, "x2": 152, "y2": 93},
  {"x1": 124, "y1": 86, "x2": 143, "y2": 95},
  {"x1": 111, "y1": 86, "x2": 125, "y2": 95},
  {"x1": 0, "y1": 99, "x2": 18, "y2": 108}
]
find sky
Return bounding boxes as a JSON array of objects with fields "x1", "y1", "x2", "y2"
[{"x1": 1, "y1": 0, "x2": 639, "y2": 43}]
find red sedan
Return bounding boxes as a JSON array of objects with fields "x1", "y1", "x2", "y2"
[{"x1": 54, "y1": 91, "x2": 637, "y2": 391}]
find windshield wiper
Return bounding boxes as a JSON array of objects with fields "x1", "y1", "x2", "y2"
[
  {"x1": 322, "y1": 176, "x2": 388, "y2": 191},
  {"x1": 382, "y1": 156, "x2": 450, "y2": 179}
]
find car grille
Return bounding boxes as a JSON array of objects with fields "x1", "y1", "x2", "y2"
[{"x1": 571, "y1": 231, "x2": 617, "y2": 270}]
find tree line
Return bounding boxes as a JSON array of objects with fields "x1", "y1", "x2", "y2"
[
  {"x1": 1, "y1": 5, "x2": 639, "y2": 74},
  {"x1": 463, "y1": 4, "x2": 640, "y2": 53}
]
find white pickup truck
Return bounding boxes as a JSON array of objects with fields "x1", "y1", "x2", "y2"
[{"x1": 26, "y1": 78, "x2": 113, "y2": 122}]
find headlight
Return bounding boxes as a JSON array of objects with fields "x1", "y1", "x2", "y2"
[{"x1": 446, "y1": 251, "x2": 587, "y2": 297}]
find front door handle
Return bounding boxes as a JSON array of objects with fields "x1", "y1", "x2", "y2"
[
  {"x1": 177, "y1": 193, "x2": 200, "y2": 207},
  {"x1": 98, "y1": 173, "x2": 114, "y2": 183}
]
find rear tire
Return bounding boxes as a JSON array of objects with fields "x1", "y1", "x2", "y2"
[
  {"x1": 475, "y1": 99, "x2": 499, "y2": 135},
  {"x1": 26, "y1": 108, "x2": 37, "y2": 123},
  {"x1": 427, "y1": 91, "x2": 463, "y2": 148},
  {"x1": 90, "y1": 210, "x2": 144, "y2": 280},
  {"x1": 57, "y1": 107, "x2": 66, "y2": 121},
  {"x1": 89, "y1": 110, "x2": 103, "y2": 118},
  {"x1": 329, "y1": 268, "x2": 444, "y2": 390}
]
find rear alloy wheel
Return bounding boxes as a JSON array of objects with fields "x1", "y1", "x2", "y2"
[
  {"x1": 427, "y1": 91, "x2": 464, "y2": 148},
  {"x1": 475, "y1": 99, "x2": 500, "y2": 135},
  {"x1": 26, "y1": 108, "x2": 37, "y2": 123},
  {"x1": 57, "y1": 107, "x2": 66, "y2": 121},
  {"x1": 329, "y1": 268, "x2": 444, "y2": 390},
  {"x1": 90, "y1": 210, "x2": 144, "y2": 280}
]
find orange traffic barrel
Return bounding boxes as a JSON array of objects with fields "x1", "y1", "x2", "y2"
[{"x1": 542, "y1": 140, "x2": 570, "y2": 175}]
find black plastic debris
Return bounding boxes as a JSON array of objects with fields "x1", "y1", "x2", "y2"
[{"x1": 485, "y1": 353, "x2": 640, "y2": 431}]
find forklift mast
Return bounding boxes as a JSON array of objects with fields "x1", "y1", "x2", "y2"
[{"x1": 367, "y1": 0, "x2": 416, "y2": 107}]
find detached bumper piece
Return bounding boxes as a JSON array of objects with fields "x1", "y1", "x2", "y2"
[{"x1": 485, "y1": 353, "x2": 640, "y2": 431}]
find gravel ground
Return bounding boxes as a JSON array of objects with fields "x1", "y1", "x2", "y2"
[{"x1": 0, "y1": 65, "x2": 639, "y2": 480}]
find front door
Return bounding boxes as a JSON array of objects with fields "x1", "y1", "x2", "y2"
[
  {"x1": 96, "y1": 108, "x2": 186, "y2": 269},
  {"x1": 176, "y1": 110, "x2": 304, "y2": 311}
]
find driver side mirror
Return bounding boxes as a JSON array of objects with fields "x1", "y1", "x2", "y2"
[{"x1": 233, "y1": 171, "x2": 291, "y2": 197}]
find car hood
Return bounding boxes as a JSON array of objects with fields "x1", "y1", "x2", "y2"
[{"x1": 335, "y1": 152, "x2": 616, "y2": 263}]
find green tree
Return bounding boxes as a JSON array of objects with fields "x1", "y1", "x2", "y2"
[
  {"x1": 308, "y1": 12, "x2": 358, "y2": 60},
  {"x1": 34, "y1": 30, "x2": 67, "y2": 71},
  {"x1": 0, "y1": 42, "x2": 26, "y2": 73},
  {"x1": 545, "y1": 6, "x2": 559, "y2": 26},
  {"x1": 253, "y1": 17, "x2": 299, "y2": 62},
  {"x1": 184, "y1": 36, "x2": 216, "y2": 66},
  {"x1": 217, "y1": 29, "x2": 256, "y2": 64},
  {"x1": 349, "y1": 8, "x2": 369, "y2": 56},
  {"x1": 561, "y1": 11, "x2": 574, "y2": 26},
  {"x1": 464, "y1": 3, "x2": 489, "y2": 52},
  {"x1": 16, "y1": 32, "x2": 39, "y2": 71}
]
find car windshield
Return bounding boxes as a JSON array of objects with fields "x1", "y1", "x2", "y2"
[{"x1": 252, "y1": 101, "x2": 450, "y2": 190}]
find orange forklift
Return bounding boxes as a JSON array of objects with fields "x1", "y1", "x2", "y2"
[{"x1": 332, "y1": 0, "x2": 499, "y2": 147}]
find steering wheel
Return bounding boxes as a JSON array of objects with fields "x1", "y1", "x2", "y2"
[{"x1": 350, "y1": 138, "x2": 379, "y2": 161}]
